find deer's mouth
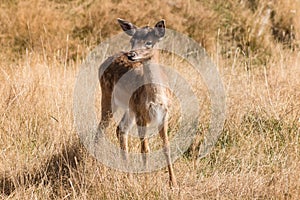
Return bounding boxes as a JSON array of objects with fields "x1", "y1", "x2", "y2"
[
  {"x1": 127, "y1": 51, "x2": 138, "y2": 61},
  {"x1": 126, "y1": 50, "x2": 153, "y2": 62}
]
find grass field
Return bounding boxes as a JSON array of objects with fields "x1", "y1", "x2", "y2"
[{"x1": 0, "y1": 0, "x2": 300, "y2": 199}]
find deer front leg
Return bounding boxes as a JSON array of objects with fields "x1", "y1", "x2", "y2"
[
  {"x1": 159, "y1": 116, "x2": 177, "y2": 188},
  {"x1": 137, "y1": 124, "x2": 150, "y2": 168},
  {"x1": 116, "y1": 111, "x2": 134, "y2": 162}
]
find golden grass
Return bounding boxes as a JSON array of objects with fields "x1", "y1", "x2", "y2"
[{"x1": 1, "y1": 0, "x2": 300, "y2": 199}]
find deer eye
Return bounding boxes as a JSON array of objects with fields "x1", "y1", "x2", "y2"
[{"x1": 145, "y1": 41, "x2": 153, "y2": 47}]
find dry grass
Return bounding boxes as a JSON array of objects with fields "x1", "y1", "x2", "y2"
[{"x1": 1, "y1": 0, "x2": 300, "y2": 199}]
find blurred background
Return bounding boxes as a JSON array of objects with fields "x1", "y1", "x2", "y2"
[{"x1": 1, "y1": 0, "x2": 299, "y2": 62}]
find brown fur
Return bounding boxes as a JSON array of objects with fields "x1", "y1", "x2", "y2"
[{"x1": 98, "y1": 19, "x2": 177, "y2": 188}]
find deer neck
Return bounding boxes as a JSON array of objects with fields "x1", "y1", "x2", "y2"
[
  {"x1": 142, "y1": 50, "x2": 161, "y2": 83},
  {"x1": 143, "y1": 62, "x2": 162, "y2": 85},
  {"x1": 142, "y1": 56, "x2": 168, "y2": 107}
]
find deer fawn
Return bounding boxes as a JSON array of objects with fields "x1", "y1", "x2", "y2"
[{"x1": 98, "y1": 19, "x2": 177, "y2": 187}]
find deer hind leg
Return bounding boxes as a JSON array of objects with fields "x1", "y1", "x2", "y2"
[
  {"x1": 116, "y1": 110, "x2": 134, "y2": 162},
  {"x1": 159, "y1": 116, "x2": 177, "y2": 188},
  {"x1": 95, "y1": 85, "x2": 113, "y2": 145},
  {"x1": 98, "y1": 84, "x2": 113, "y2": 131}
]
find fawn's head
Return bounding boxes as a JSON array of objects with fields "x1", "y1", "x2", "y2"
[{"x1": 117, "y1": 18, "x2": 165, "y2": 50}]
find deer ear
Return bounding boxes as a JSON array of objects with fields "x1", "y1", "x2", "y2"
[
  {"x1": 117, "y1": 18, "x2": 137, "y2": 36},
  {"x1": 154, "y1": 20, "x2": 165, "y2": 38}
]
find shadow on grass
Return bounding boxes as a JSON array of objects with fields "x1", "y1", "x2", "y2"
[{"x1": 0, "y1": 142, "x2": 84, "y2": 197}]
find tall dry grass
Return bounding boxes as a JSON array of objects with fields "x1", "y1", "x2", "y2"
[{"x1": 1, "y1": 0, "x2": 300, "y2": 199}]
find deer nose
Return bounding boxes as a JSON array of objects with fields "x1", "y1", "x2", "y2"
[{"x1": 127, "y1": 51, "x2": 137, "y2": 60}]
